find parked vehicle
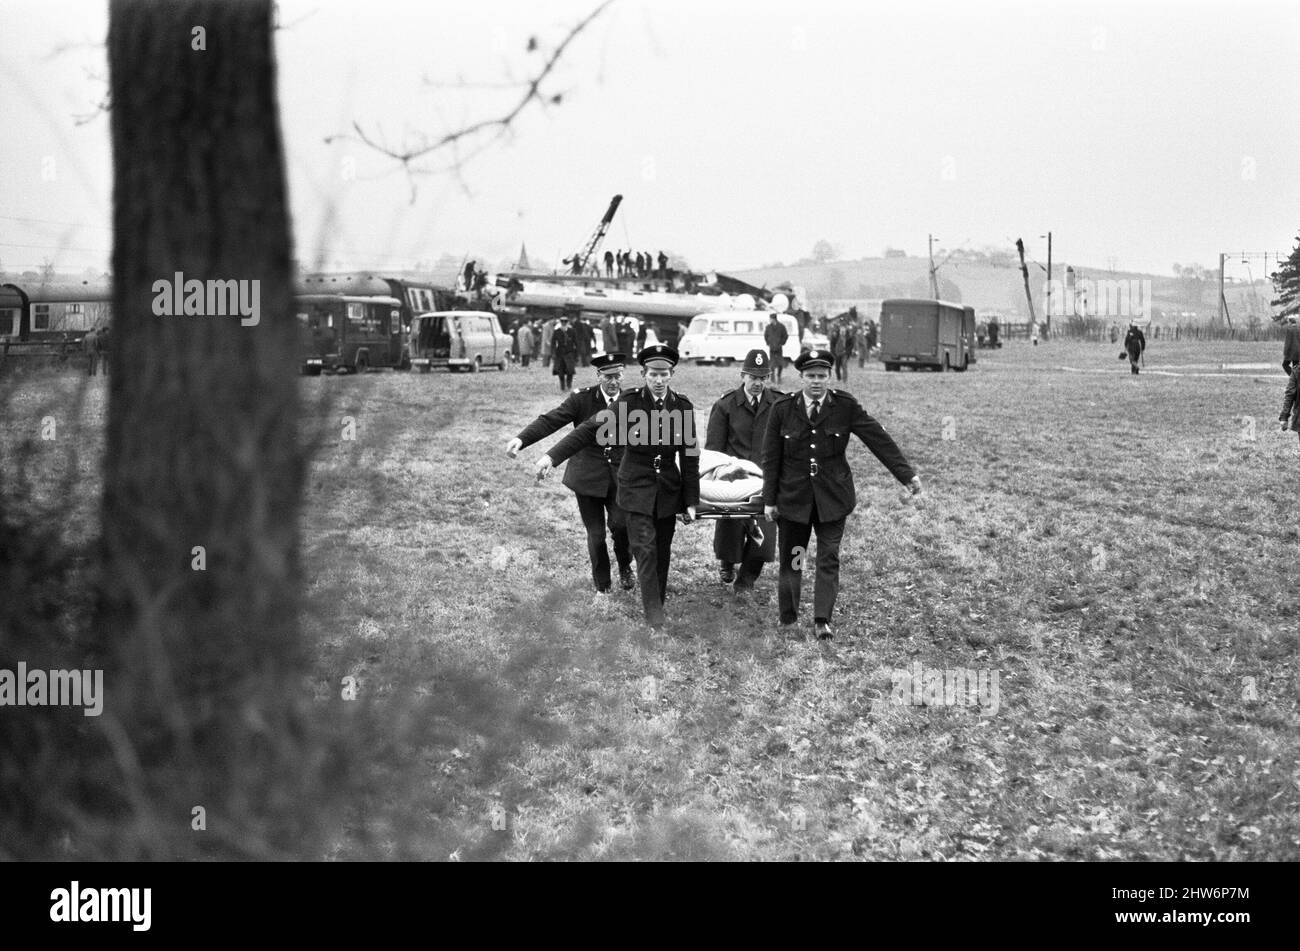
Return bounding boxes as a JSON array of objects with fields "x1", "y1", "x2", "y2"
[
  {"x1": 296, "y1": 276, "x2": 409, "y2": 375},
  {"x1": 678, "y1": 312, "x2": 801, "y2": 365},
  {"x1": 410, "y1": 311, "x2": 511, "y2": 373},
  {"x1": 879, "y1": 299, "x2": 977, "y2": 372},
  {"x1": 803, "y1": 329, "x2": 830, "y2": 351}
]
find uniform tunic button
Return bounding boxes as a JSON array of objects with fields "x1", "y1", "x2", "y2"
[{"x1": 810, "y1": 443, "x2": 816, "y2": 449}]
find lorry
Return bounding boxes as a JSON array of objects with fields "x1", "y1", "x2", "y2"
[{"x1": 879, "y1": 299, "x2": 977, "y2": 372}]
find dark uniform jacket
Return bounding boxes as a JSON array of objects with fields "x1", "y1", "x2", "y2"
[
  {"x1": 1283, "y1": 325, "x2": 1300, "y2": 366},
  {"x1": 552, "y1": 324, "x2": 579, "y2": 375},
  {"x1": 1280, "y1": 366, "x2": 1300, "y2": 432},
  {"x1": 1124, "y1": 327, "x2": 1146, "y2": 357},
  {"x1": 516, "y1": 385, "x2": 629, "y2": 497},
  {"x1": 548, "y1": 386, "x2": 701, "y2": 518},
  {"x1": 706, "y1": 385, "x2": 783, "y2": 463},
  {"x1": 764, "y1": 321, "x2": 788, "y2": 351},
  {"x1": 762, "y1": 389, "x2": 915, "y2": 523}
]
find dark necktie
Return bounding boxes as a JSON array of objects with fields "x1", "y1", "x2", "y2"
[{"x1": 810, "y1": 399, "x2": 820, "y2": 422}]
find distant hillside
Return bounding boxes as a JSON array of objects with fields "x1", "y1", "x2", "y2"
[{"x1": 728, "y1": 256, "x2": 1278, "y2": 325}]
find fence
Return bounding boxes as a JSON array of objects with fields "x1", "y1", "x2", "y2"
[
  {"x1": 1044, "y1": 319, "x2": 1288, "y2": 343},
  {"x1": 0, "y1": 337, "x2": 94, "y2": 373}
]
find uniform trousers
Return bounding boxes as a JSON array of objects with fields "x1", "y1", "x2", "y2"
[
  {"x1": 573, "y1": 488, "x2": 630, "y2": 589},
  {"x1": 713, "y1": 518, "x2": 776, "y2": 589},
  {"x1": 626, "y1": 511, "x2": 677, "y2": 626},
  {"x1": 777, "y1": 501, "x2": 846, "y2": 625}
]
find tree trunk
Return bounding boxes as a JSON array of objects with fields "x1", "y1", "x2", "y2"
[{"x1": 101, "y1": 0, "x2": 305, "y2": 856}]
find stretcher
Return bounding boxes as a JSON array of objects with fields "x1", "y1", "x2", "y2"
[{"x1": 692, "y1": 450, "x2": 767, "y2": 543}]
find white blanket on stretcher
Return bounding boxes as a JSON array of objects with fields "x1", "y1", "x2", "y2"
[{"x1": 698, "y1": 449, "x2": 764, "y2": 503}]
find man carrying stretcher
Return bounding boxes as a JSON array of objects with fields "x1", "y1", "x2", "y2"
[{"x1": 704, "y1": 348, "x2": 782, "y2": 600}]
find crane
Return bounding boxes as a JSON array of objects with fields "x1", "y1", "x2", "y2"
[{"x1": 564, "y1": 194, "x2": 623, "y2": 276}]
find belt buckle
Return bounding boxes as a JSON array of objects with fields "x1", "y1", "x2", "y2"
[
  {"x1": 810, "y1": 459, "x2": 819, "y2": 477},
  {"x1": 653, "y1": 453, "x2": 662, "y2": 474}
]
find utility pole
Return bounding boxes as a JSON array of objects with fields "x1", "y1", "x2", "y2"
[
  {"x1": 1042, "y1": 231, "x2": 1052, "y2": 340},
  {"x1": 1217, "y1": 252, "x2": 1225, "y2": 326},
  {"x1": 929, "y1": 234, "x2": 939, "y2": 298},
  {"x1": 1015, "y1": 237, "x2": 1037, "y2": 336}
]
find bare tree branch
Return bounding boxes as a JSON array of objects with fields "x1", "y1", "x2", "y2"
[{"x1": 328, "y1": 0, "x2": 613, "y2": 184}]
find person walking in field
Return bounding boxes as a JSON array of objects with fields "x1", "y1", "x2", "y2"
[
  {"x1": 541, "y1": 317, "x2": 555, "y2": 367},
  {"x1": 1123, "y1": 323, "x2": 1146, "y2": 375},
  {"x1": 615, "y1": 317, "x2": 636, "y2": 359},
  {"x1": 600, "y1": 314, "x2": 617, "y2": 355},
  {"x1": 762, "y1": 349, "x2": 922, "y2": 640},
  {"x1": 1280, "y1": 361, "x2": 1300, "y2": 445},
  {"x1": 764, "y1": 311, "x2": 789, "y2": 384},
  {"x1": 830, "y1": 317, "x2": 854, "y2": 382},
  {"x1": 82, "y1": 327, "x2": 101, "y2": 376},
  {"x1": 536, "y1": 344, "x2": 699, "y2": 633},
  {"x1": 517, "y1": 321, "x2": 535, "y2": 368},
  {"x1": 552, "y1": 308, "x2": 580, "y2": 391},
  {"x1": 507, "y1": 352, "x2": 634, "y2": 593},
  {"x1": 1281, "y1": 316, "x2": 1300, "y2": 374},
  {"x1": 706, "y1": 348, "x2": 782, "y2": 597}
]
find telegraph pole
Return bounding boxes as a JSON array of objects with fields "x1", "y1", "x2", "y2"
[
  {"x1": 929, "y1": 234, "x2": 939, "y2": 298},
  {"x1": 1218, "y1": 252, "x2": 1226, "y2": 326},
  {"x1": 1041, "y1": 231, "x2": 1052, "y2": 340}
]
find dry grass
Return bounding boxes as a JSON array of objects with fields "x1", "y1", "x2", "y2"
[{"x1": 5, "y1": 338, "x2": 1297, "y2": 860}]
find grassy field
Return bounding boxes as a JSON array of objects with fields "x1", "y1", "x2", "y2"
[{"x1": 7, "y1": 338, "x2": 1299, "y2": 860}]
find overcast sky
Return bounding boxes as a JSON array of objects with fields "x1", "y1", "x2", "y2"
[{"x1": 2, "y1": 0, "x2": 1297, "y2": 279}]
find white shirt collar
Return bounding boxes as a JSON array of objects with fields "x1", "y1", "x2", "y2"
[{"x1": 803, "y1": 390, "x2": 831, "y2": 413}]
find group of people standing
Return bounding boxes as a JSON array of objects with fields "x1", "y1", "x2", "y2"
[
  {"x1": 509, "y1": 343, "x2": 922, "y2": 638},
  {"x1": 509, "y1": 307, "x2": 596, "y2": 387},
  {"x1": 599, "y1": 312, "x2": 648, "y2": 359},
  {"x1": 508, "y1": 307, "x2": 653, "y2": 389},
  {"x1": 597, "y1": 249, "x2": 670, "y2": 280}
]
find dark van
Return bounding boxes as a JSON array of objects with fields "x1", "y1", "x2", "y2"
[{"x1": 880, "y1": 299, "x2": 977, "y2": 372}]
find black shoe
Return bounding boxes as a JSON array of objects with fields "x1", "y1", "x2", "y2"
[
  {"x1": 595, "y1": 583, "x2": 611, "y2": 594},
  {"x1": 719, "y1": 562, "x2": 736, "y2": 584},
  {"x1": 814, "y1": 620, "x2": 834, "y2": 640},
  {"x1": 619, "y1": 568, "x2": 635, "y2": 590}
]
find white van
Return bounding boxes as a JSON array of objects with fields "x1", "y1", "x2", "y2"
[
  {"x1": 678, "y1": 312, "x2": 801, "y2": 366},
  {"x1": 409, "y1": 311, "x2": 511, "y2": 373}
]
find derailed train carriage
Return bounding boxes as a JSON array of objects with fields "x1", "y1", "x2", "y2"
[{"x1": 0, "y1": 280, "x2": 112, "y2": 342}]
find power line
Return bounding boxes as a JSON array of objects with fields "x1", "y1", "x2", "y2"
[
  {"x1": 0, "y1": 214, "x2": 113, "y2": 230},
  {"x1": 0, "y1": 241, "x2": 113, "y2": 254}
]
